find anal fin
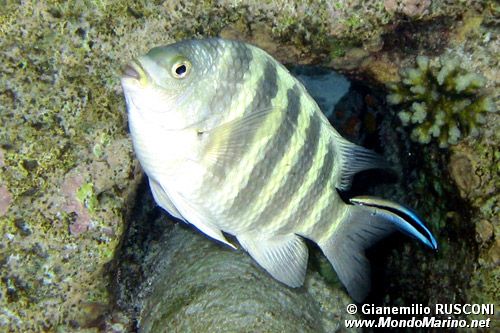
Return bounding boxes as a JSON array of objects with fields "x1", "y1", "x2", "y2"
[
  {"x1": 318, "y1": 205, "x2": 395, "y2": 302},
  {"x1": 237, "y1": 233, "x2": 308, "y2": 288}
]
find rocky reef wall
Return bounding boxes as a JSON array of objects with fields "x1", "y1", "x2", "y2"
[{"x1": 0, "y1": 1, "x2": 497, "y2": 331}]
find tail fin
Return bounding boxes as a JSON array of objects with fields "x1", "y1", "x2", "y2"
[{"x1": 317, "y1": 196, "x2": 437, "y2": 302}]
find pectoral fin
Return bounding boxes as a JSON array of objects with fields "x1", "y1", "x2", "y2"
[{"x1": 201, "y1": 107, "x2": 287, "y2": 168}]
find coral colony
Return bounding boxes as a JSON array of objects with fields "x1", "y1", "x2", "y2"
[{"x1": 387, "y1": 55, "x2": 495, "y2": 148}]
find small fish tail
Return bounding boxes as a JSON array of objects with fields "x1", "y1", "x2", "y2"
[
  {"x1": 349, "y1": 196, "x2": 438, "y2": 250},
  {"x1": 317, "y1": 196, "x2": 437, "y2": 302}
]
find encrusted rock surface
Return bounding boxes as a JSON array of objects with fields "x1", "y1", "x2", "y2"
[{"x1": 0, "y1": 1, "x2": 497, "y2": 331}]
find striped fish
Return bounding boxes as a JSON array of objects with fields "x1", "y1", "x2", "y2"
[{"x1": 121, "y1": 38, "x2": 437, "y2": 302}]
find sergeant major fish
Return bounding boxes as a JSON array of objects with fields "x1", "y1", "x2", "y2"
[{"x1": 121, "y1": 38, "x2": 437, "y2": 302}]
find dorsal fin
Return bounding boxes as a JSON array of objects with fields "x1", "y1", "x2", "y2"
[{"x1": 334, "y1": 135, "x2": 390, "y2": 190}]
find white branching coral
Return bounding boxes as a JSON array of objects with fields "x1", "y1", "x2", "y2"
[{"x1": 387, "y1": 55, "x2": 496, "y2": 148}]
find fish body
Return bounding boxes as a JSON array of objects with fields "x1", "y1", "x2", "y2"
[{"x1": 121, "y1": 38, "x2": 437, "y2": 301}]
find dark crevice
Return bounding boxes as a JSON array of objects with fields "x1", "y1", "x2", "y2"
[
  {"x1": 108, "y1": 177, "x2": 169, "y2": 331},
  {"x1": 382, "y1": 16, "x2": 455, "y2": 55}
]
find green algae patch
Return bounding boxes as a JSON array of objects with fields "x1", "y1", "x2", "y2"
[{"x1": 76, "y1": 183, "x2": 98, "y2": 213}]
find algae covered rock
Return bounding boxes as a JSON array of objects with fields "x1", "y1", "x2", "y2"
[
  {"x1": 0, "y1": 0, "x2": 498, "y2": 331},
  {"x1": 447, "y1": 123, "x2": 500, "y2": 320}
]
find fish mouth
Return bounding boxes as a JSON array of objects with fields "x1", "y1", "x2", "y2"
[{"x1": 122, "y1": 61, "x2": 143, "y2": 81}]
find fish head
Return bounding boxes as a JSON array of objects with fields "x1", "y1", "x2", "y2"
[{"x1": 121, "y1": 40, "x2": 220, "y2": 130}]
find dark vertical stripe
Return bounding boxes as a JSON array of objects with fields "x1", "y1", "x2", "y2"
[
  {"x1": 224, "y1": 84, "x2": 302, "y2": 217},
  {"x1": 205, "y1": 58, "x2": 279, "y2": 182},
  {"x1": 312, "y1": 165, "x2": 339, "y2": 234},
  {"x1": 254, "y1": 112, "x2": 321, "y2": 225},
  {"x1": 290, "y1": 147, "x2": 336, "y2": 232},
  {"x1": 207, "y1": 40, "x2": 254, "y2": 114},
  {"x1": 242, "y1": 58, "x2": 279, "y2": 116},
  {"x1": 227, "y1": 58, "x2": 279, "y2": 141}
]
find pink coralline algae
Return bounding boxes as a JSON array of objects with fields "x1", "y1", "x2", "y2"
[
  {"x1": 384, "y1": 0, "x2": 431, "y2": 17},
  {"x1": 0, "y1": 185, "x2": 12, "y2": 216},
  {"x1": 402, "y1": 0, "x2": 431, "y2": 17},
  {"x1": 60, "y1": 173, "x2": 91, "y2": 236}
]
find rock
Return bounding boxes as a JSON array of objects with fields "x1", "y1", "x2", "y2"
[
  {"x1": 0, "y1": 148, "x2": 5, "y2": 167},
  {"x1": 449, "y1": 152, "x2": 480, "y2": 199},
  {"x1": 486, "y1": 239, "x2": 500, "y2": 266},
  {"x1": 290, "y1": 66, "x2": 350, "y2": 119},
  {"x1": 476, "y1": 220, "x2": 493, "y2": 244},
  {"x1": 123, "y1": 223, "x2": 358, "y2": 333},
  {"x1": 0, "y1": 186, "x2": 12, "y2": 217}
]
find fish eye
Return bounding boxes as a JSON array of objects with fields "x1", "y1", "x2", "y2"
[{"x1": 171, "y1": 59, "x2": 191, "y2": 79}]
